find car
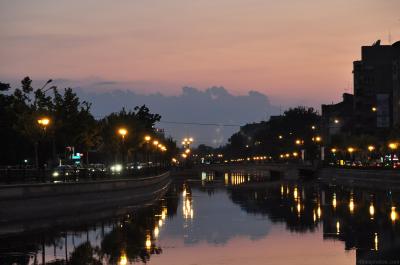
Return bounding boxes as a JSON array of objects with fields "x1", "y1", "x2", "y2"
[{"x1": 52, "y1": 165, "x2": 78, "y2": 182}]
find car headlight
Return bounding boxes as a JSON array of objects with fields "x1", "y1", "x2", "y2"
[
  {"x1": 115, "y1": 164, "x2": 122, "y2": 172},
  {"x1": 52, "y1": 171, "x2": 59, "y2": 177}
]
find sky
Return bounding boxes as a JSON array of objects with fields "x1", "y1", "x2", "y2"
[{"x1": 1, "y1": 0, "x2": 400, "y2": 144}]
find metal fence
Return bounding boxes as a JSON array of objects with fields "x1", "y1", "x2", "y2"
[{"x1": 0, "y1": 166, "x2": 170, "y2": 185}]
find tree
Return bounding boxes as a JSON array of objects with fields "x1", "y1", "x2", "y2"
[
  {"x1": 222, "y1": 106, "x2": 321, "y2": 160},
  {"x1": 99, "y1": 105, "x2": 163, "y2": 164}
]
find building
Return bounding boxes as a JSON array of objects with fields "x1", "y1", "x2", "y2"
[
  {"x1": 353, "y1": 40, "x2": 400, "y2": 134},
  {"x1": 321, "y1": 93, "x2": 354, "y2": 144}
]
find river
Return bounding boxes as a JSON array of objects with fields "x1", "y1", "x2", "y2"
[{"x1": 1, "y1": 171, "x2": 400, "y2": 265}]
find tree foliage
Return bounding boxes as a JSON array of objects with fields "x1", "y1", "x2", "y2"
[
  {"x1": 223, "y1": 106, "x2": 321, "y2": 159},
  {"x1": 0, "y1": 77, "x2": 175, "y2": 166}
]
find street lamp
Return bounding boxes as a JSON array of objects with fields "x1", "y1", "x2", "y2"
[
  {"x1": 295, "y1": 139, "x2": 303, "y2": 145},
  {"x1": 388, "y1": 142, "x2": 398, "y2": 150},
  {"x1": 118, "y1": 128, "x2": 128, "y2": 140},
  {"x1": 118, "y1": 128, "x2": 128, "y2": 167},
  {"x1": 388, "y1": 142, "x2": 398, "y2": 166},
  {"x1": 37, "y1": 117, "x2": 50, "y2": 131},
  {"x1": 347, "y1": 147, "x2": 355, "y2": 163},
  {"x1": 182, "y1": 137, "x2": 194, "y2": 147},
  {"x1": 368, "y1": 145, "x2": 375, "y2": 152},
  {"x1": 347, "y1": 147, "x2": 355, "y2": 153},
  {"x1": 36, "y1": 117, "x2": 51, "y2": 170},
  {"x1": 144, "y1": 135, "x2": 151, "y2": 169}
]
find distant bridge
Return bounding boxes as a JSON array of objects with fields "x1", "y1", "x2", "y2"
[{"x1": 176, "y1": 162, "x2": 319, "y2": 180}]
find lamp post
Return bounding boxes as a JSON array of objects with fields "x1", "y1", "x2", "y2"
[
  {"x1": 37, "y1": 118, "x2": 50, "y2": 131},
  {"x1": 153, "y1": 140, "x2": 159, "y2": 172},
  {"x1": 118, "y1": 128, "x2": 128, "y2": 168},
  {"x1": 144, "y1": 135, "x2": 151, "y2": 172},
  {"x1": 312, "y1": 135, "x2": 323, "y2": 163},
  {"x1": 347, "y1": 147, "x2": 355, "y2": 164},
  {"x1": 330, "y1": 148, "x2": 337, "y2": 164},
  {"x1": 36, "y1": 117, "x2": 51, "y2": 181},
  {"x1": 388, "y1": 142, "x2": 398, "y2": 166},
  {"x1": 182, "y1": 137, "x2": 194, "y2": 167},
  {"x1": 36, "y1": 117, "x2": 51, "y2": 170},
  {"x1": 144, "y1": 135, "x2": 151, "y2": 173},
  {"x1": 367, "y1": 145, "x2": 375, "y2": 165}
]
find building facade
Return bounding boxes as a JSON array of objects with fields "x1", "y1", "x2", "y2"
[
  {"x1": 321, "y1": 93, "x2": 354, "y2": 144},
  {"x1": 353, "y1": 40, "x2": 400, "y2": 134}
]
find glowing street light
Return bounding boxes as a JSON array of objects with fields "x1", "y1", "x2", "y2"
[
  {"x1": 118, "y1": 128, "x2": 128, "y2": 139},
  {"x1": 334, "y1": 119, "x2": 339, "y2": 124},
  {"x1": 388, "y1": 142, "x2": 398, "y2": 150},
  {"x1": 331, "y1": 148, "x2": 337, "y2": 154},
  {"x1": 347, "y1": 147, "x2": 355, "y2": 153},
  {"x1": 37, "y1": 117, "x2": 50, "y2": 130},
  {"x1": 368, "y1": 145, "x2": 375, "y2": 152},
  {"x1": 182, "y1": 137, "x2": 194, "y2": 147},
  {"x1": 295, "y1": 139, "x2": 303, "y2": 145},
  {"x1": 312, "y1": 136, "x2": 322, "y2": 142},
  {"x1": 144, "y1": 135, "x2": 151, "y2": 142},
  {"x1": 372, "y1": 107, "x2": 377, "y2": 112},
  {"x1": 153, "y1": 140, "x2": 159, "y2": 146}
]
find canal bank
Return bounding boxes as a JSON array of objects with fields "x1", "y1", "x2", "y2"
[
  {"x1": 317, "y1": 167, "x2": 400, "y2": 190},
  {"x1": 0, "y1": 172, "x2": 171, "y2": 234}
]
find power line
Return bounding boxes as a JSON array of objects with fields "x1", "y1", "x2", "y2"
[
  {"x1": 158, "y1": 120, "x2": 241, "y2": 127},
  {"x1": 92, "y1": 115, "x2": 242, "y2": 127}
]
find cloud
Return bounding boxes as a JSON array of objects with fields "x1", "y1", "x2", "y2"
[{"x1": 74, "y1": 82, "x2": 279, "y2": 146}]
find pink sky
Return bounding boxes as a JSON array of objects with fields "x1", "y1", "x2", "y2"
[
  {"x1": 1, "y1": 0, "x2": 400, "y2": 106},
  {"x1": 152, "y1": 226, "x2": 355, "y2": 265}
]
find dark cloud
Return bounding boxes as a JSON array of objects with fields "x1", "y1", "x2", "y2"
[{"x1": 75, "y1": 83, "x2": 279, "y2": 146}]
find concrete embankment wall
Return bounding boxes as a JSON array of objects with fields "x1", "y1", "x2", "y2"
[
  {"x1": 317, "y1": 168, "x2": 400, "y2": 190},
  {"x1": 0, "y1": 172, "x2": 171, "y2": 230}
]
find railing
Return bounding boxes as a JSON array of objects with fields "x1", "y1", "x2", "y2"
[{"x1": 0, "y1": 166, "x2": 170, "y2": 185}]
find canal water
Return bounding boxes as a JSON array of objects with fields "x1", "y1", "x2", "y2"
[{"x1": 1, "y1": 171, "x2": 400, "y2": 265}]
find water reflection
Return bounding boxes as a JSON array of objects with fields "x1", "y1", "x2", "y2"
[
  {"x1": 1, "y1": 172, "x2": 400, "y2": 264},
  {"x1": 0, "y1": 187, "x2": 179, "y2": 265}
]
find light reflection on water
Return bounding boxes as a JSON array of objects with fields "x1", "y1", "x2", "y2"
[{"x1": 1, "y1": 171, "x2": 400, "y2": 264}]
